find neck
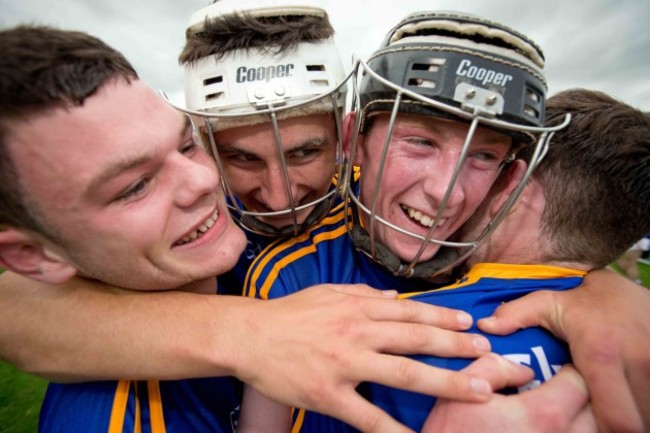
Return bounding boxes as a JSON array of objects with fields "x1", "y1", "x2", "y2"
[{"x1": 177, "y1": 277, "x2": 217, "y2": 294}]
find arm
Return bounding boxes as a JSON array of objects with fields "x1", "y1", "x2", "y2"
[
  {"x1": 423, "y1": 357, "x2": 595, "y2": 433},
  {"x1": 478, "y1": 268, "x2": 650, "y2": 433},
  {"x1": 0, "y1": 272, "x2": 494, "y2": 433}
]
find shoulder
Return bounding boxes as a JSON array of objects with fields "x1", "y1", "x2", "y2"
[{"x1": 243, "y1": 202, "x2": 351, "y2": 299}]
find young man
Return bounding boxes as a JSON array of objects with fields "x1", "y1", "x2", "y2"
[
  {"x1": 0, "y1": 7, "x2": 648, "y2": 433},
  {"x1": 242, "y1": 11, "x2": 650, "y2": 433},
  {"x1": 0, "y1": 25, "x2": 498, "y2": 433},
  {"x1": 239, "y1": 9, "x2": 560, "y2": 430},
  {"x1": 420, "y1": 88, "x2": 650, "y2": 433},
  {"x1": 172, "y1": 0, "x2": 351, "y2": 289},
  {"x1": 292, "y1": 88, "x2": 650, "y2": 432}
]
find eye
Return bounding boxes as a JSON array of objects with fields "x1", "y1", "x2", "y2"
[
  {"x1": 467, "y1": 149, "x2": 505, "y2": 170},
  {"x1": 223, "y1": 151, "x2": 260, "y2": 163},
  {"x1": 471, "y1": 151, "x2": 499, "y2": 162},
  {"x1": 115, "y1": 178, "x2": 151, "y2": 202},
  {"x1": 402, "y1": 137, "x2": 434, "y2": 147},
  {"x1": 287, "y1": 147, "x2": 321, "y2": 159},
  {"x1": 180, "y1": 139, "x2": 199, "y2": 156}
]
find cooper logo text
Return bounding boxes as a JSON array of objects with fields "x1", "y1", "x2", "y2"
[
  {"x1": 236, "y1": 64, "x2": 295, "y2": 83},
  {"x1": 456, "y1": 59, "x2": 513, "y2": 86}
]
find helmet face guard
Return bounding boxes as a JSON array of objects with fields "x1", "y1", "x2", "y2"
[
  {"x1": 344, "y1": 11, "x2": 570, "y2": 278},
  {"x1": 171, "y1": 2, "x2": 351, "y2": 236}
]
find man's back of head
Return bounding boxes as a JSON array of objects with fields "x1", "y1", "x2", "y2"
[{"x1": 525, "y1": 88, "x2": 650, "y2": 268}]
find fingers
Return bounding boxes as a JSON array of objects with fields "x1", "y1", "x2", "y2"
[
  {"x1": 567, "y1": 406, "x2": 597, "y2": 433},
  {"x1": 523, "y1": 364, "x2": 590, "y2": 427},
  {"x1": 361, "y1": 295, "x2": 476, "y2": 331},
  {"x1": 354, "y1": 352, "x2": 493, "y2": 402},
  {"x1": 477, "y1": 290, "x2": 565, "y2": 337},
  {"x1": 578, "y1": 354, "x2": 644, "y2": 433},
  {"x1": 461, "y1": 353, "x2": 535, "y2": 391},
  {"x1": 363, "y1": 319, "x2": 491, "y2": 359},
  {"x1": 314, "y1": 284, "x2": 476, "y2": 331},
  {"x1": 325, "y1": 389, "x2": 416, "y2": 433},
  {"x1": 328, "y1": 283, "x2": 399, "y2": 299}
]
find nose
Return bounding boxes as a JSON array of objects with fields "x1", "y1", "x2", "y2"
[
  {"x1": 174, "y1": 155, "x2": 220, "y2": 208},
  {"x1": 257, "y1": 164, "x2": 296, "y2": 213},
  {"x1": 422, "y1": 152, "x2": 465, "y2": 212}
]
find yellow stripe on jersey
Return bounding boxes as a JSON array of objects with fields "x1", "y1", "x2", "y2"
[
  {"x1": 400, "y1": 263, "x2": 587, "y2": 299},
  {"x1": 244, "y1": 202, "x2": 350, "y2": 298},
  {"x1": 134, "y1": 384, "x2": 141, "y2": 433},
  {"x1": 108, "y1": 380, "x2": 131, "y2": 433},
  {"x1": 147, "y1": 381, "x2": 167, "y2": 433},
  {"x1": 291, "y1": 408, "x2": 306, "y2": 433},
  {"x1": 259, "y1": 224, "x2": 348, "y2": 299}
]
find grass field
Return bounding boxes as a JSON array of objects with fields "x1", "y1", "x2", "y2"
[
  {"x1": 0, "y1": 361, "x2": 47, "y2": 433},
  {"x1": 0, "y1": 262, "x2": 648, "y2": 432}
]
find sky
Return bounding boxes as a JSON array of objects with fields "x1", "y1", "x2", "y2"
[{"x1": 2, "y1": 0, "x2": 649, "y2": 111}]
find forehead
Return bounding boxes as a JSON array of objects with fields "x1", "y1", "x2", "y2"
[
  {"x1": 7, "y1": 79, "x2": 186, "y2": 205},
  {"x1": 215, "y1": 113, "x2": 336, "y2": 148},
  {"x1": 368, "y1": 112, "x2": 512, "y2": 144}
]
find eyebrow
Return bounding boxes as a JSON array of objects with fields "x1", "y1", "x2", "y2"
[
  {"x1": 84, "y1": 116, "x2": 191, "y2": 197},
  {"x1": 218, "y1": 135, "x2": 330, "y2": 158}
]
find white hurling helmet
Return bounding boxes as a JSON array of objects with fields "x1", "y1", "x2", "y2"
[
  {"x1": 165, "y1": 0, "x2": 351, "y2": 236},
  {"x1": 344, "y1": 11, "x2": 570, "y2": 278}
]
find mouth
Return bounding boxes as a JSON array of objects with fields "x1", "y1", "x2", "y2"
[
  {"x1": 401, "y1": 205, "x2": 447, "y2": 229},
  {"x1": 174, "y1": 208, "x2": 219, "y2": 246}
]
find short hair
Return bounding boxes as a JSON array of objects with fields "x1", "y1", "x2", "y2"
[
  {"x1": 179, "y1": 11, "x2": 334, "y2": 65},
  {"x1": 178, "y1": 4, "x2": 344, "y2": 131},
  {"x1": 0, "y1": 25, "x2": 138, "y2": 236},
  {"x1": 523, "y1": 89, "x2": 650, "y2": 268}
]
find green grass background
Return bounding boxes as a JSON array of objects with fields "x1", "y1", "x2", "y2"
[{"x1": 0, "y1": 263, "x2": 649, "y2": 432}]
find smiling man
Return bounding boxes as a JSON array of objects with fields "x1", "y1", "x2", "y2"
[
  {"x1": 0, "y1": 24, "x2": 498, "y2": 433},
  {"x1": 239, "y1": 10, "x2": 559, "y2": 430},
  {"x1": 172, "y1": 0, "x2": 351, "y2": 290}
]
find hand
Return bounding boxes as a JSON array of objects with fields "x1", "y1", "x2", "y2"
[
  {"x1": 234, "y1": 283, "x2": 495, "y2": 433},
  {"x1": 478, "y1": 268, "x2": 650, "y2": 433},
  {"x1": 423, "y1": 357, "x2": 595, "y2": 433},
  {"x1": 0, "y1": 273, "x2": 493, "y2": 433}
]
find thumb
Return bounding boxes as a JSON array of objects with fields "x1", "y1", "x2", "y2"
[{"x1": 477, "y1": 290, "x2": 567, "y2": 339}]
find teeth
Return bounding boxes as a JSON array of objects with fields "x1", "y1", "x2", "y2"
[
  {"x1": 175, "y1": 209, "x2": 219, "y2": 246},
  {"x1": 402, "y1": 205, "x2": 445, "y2": 228}
]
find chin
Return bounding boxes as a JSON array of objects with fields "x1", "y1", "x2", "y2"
[{"x1": 391, "y1": 241, "x2": 442, "y2": 264}]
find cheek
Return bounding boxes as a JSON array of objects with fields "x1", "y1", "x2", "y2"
[
  {"x1": 459, "y1": 172, "x2": 498, "y2": 212},
  {"x1": 223, "y1": 167, "x2": 257, "y2": 194}
]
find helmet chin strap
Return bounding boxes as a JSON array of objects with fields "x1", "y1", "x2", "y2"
[
  {"x1": 347, "y1": 208, "x2": 460, "y2": 279},
  {"x1": 237, "y1": 194, "x2": 335, "y2": 237}
]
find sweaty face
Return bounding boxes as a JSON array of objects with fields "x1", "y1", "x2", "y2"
[
  {"x1": 7, "y1": 79, "x2": 246, "y2": 290},
  {"x1": 356, "y1": 112, "x2": 512, "y2": 263},
  {"x1": 214, "y1": 113, "x2": 338, "y2": 229}
]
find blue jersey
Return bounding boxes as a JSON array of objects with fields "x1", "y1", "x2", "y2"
[
  {"x1": 40, "y1": 378, "x2": 241, "y2": 433},
  {"x1": 291, "y1": 263, "x2": 585, "y2": 432},
  {"x1": 244, "y1": 216, "x2": 585, "y2": 432},
  {"x1": 219, "y1": 229, "x2": 278, "y2": 296},
  {"x1": 224, "y1": 182, "x2": 343, "y2": 296},
  {"x1": 39, "y1": 280, "x2": 242, "y2": 433},
  {"x1": 244, "y1": 200, "x2": 437, "y2": 299}
]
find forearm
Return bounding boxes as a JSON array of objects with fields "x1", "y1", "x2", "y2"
[{"x1": 0, "y1": 271, "x2": 252, "y2": 381}]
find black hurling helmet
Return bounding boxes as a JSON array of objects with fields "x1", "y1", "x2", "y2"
[{"x1": 344, "y1": 11, "x2": 570, "y2": 278}]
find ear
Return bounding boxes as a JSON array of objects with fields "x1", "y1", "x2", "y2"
[
  {"x1": 342, "y1": 111, "x2": 365, "y2": 166},
  {"x1": 0, "y1": 229, "x2": 77, "y2": 284},
  {"x1": 489, "y1": 159, "x2": 528, "y2": 217}
]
